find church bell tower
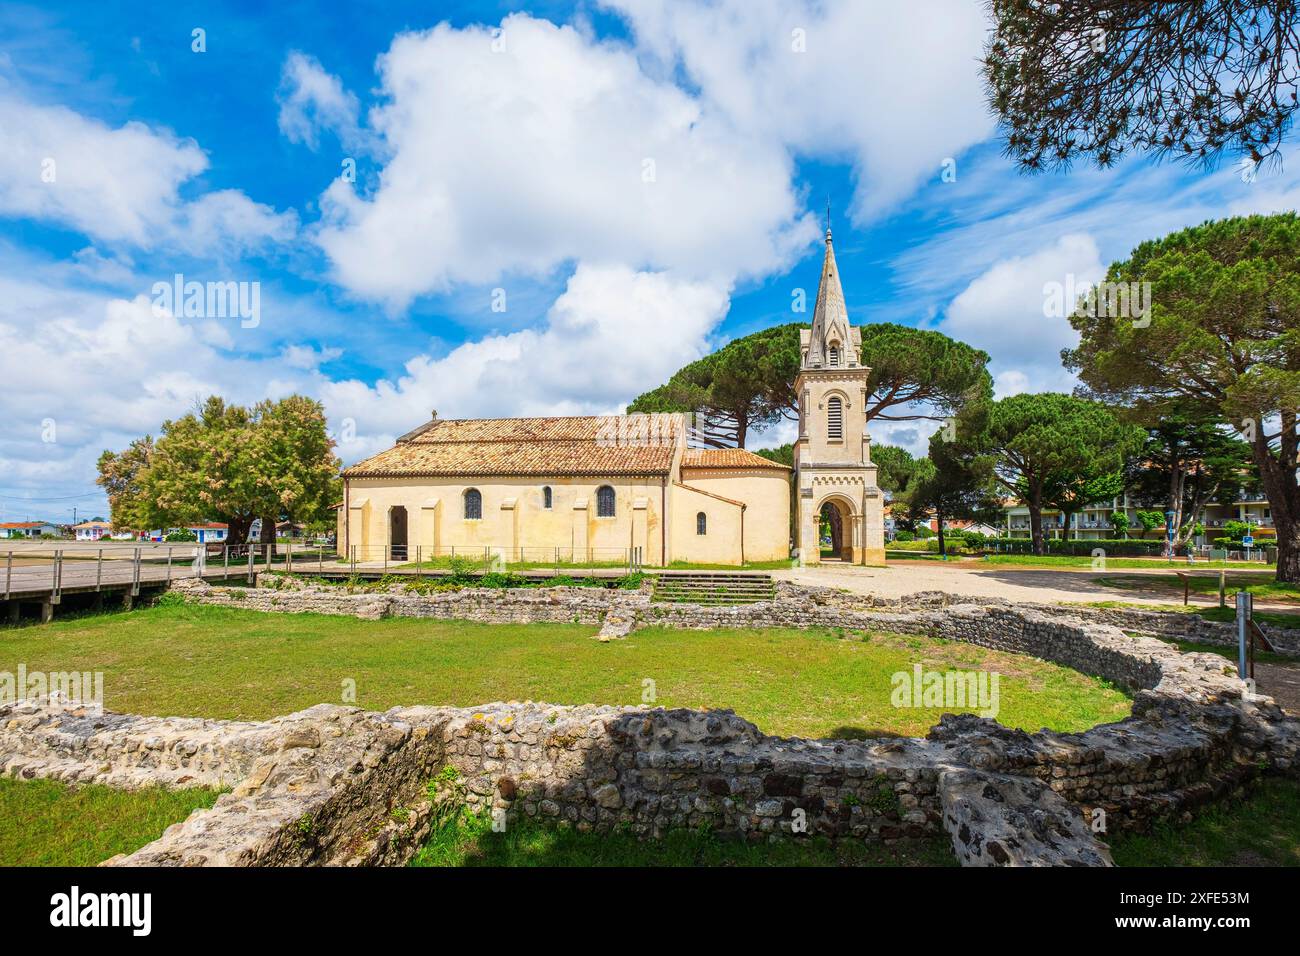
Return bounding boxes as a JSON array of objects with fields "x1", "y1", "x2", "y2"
[{"x1": 794, "y1": 221, "x2": 886, "y2": 565}]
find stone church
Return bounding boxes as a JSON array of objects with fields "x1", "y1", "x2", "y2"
[
  {"x1": 794, "y1": 224, "x2": 886, "y2": 566},
  {"x1": 338, "y1": 224, "x2": 884, "y2": 567}
]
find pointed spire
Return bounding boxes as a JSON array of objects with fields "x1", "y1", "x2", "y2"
[{"x1": 807, "y1": 214, "x2": 849, "y2": 367}]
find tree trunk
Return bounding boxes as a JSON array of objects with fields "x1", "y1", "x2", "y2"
[
  {"x1": 1028, "y1": 493, "x2": 1045, "y2": 556},
  {"x1": 259, "y1": 513, "x2": 277, "y2": 558},
  {"x1": 1249, "y1": 418, "x2": 1300, "y2": 583},
  {"x1": 226, "y1": 516, "x2": 253, "y2": 553},
  {"x1": 936, "y1": 512, "x2": 947, "y2": 557}
]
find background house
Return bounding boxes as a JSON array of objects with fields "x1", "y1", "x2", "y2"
[
  {"x1": 72, "y1": 520, "x2": 113, "y2": 541},
  {"x1": 0, "y1": 521, "x2": 60, "y2": 538}
]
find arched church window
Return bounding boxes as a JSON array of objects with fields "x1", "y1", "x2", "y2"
[
  {"x1": 696, "y1": 512, "x2": 707, "y2": 535},
  {"x1": 542, "y1": 486, "x2": 553, "y2": 509},
  {"x1": 827, "y1": 396, "x2": 843, "y2": 439},
  {"x1": 828, "y1": 344, "x2": 840, "y2": 366},
  {"x1": 596, "y1": 485, "x2": 616, "y2": 517},
  {"x1": 464, "y1": 488, "x2": 482, "y2": 520}
]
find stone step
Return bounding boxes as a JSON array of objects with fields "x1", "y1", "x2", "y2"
[{"x1": 651, "y1": 571, "x2": 775, "y2": 605}]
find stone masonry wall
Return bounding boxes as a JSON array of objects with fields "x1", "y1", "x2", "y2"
[
  {"x1": 171, "y1": 577, "x2": 1300, "y2": 658},
  {"x1": 3, "y1": 586, "x2": 1299, "y2": 867}
]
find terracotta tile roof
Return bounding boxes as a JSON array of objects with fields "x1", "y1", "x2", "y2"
[
  {"x1": 681, "y1": 448, "x2": 791, "y2": 471},
  {"x1": 343, "y1": 416, "x2": 682, "y2": 478},
  {"x1": 0, "y1": 521, "x2": 50, "y2": 529}
]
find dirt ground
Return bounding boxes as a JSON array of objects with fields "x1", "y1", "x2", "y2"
[
  {"x1": 773, "y1": 560, "x2": 1278, "y2": 608},
  {"x1": 775, "y1": 561, "x2": 1300, "y2": 713}
]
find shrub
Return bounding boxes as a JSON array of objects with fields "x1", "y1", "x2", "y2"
[{"x1": 893, "y1": 531, "x2": 915, "y2": 542}]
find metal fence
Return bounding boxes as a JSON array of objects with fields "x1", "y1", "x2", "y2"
[
  {"x1": 0, "y1": 541, "x2": 342, "y2": 600},
  {"x1": 338, "y1": 544, "x2": 645, "y2": 574},
  {"x1": 0, "y1": 541, "x2": 646, "y2": 598}
]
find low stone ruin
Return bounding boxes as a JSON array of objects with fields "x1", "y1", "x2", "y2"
[{"x1": 2, "y1": 593, "x2": 1297, "y2": 867}]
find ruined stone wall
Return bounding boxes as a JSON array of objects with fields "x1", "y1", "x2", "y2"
[
  {"x1": 171, "y1": 577, "x2": 1300, "y2": 658},
  {"x1": 3, "y1": 595, "x2": 1298, "y2": 867}
]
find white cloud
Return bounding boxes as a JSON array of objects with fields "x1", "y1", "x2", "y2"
[
  {"x1": 0, "y1": 90, "x2": 296, "y2": 253},
  {"x1": 277, "y1": 51, "x2": 365, "y2": 151},
  {"x1": 320, "y1": 262, "x2": 729, "y2": 454},
  {"x1": 941, "y1": 233, "x2": 1104, "y2": 396},
  {"x1": 282, "y1": 343, "x2": 344, "y2": 369},
  {"x1": 313, "y1": 14, "x2": 813, "y2": 308},
  {"x1": 0, "y1": 278, "x2": 320, "y2": 518},
  {"x1": 602, "y1": 0, "x2": 995, "y2": 221}
]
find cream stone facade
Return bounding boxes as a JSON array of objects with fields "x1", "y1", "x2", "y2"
[
  {"x1": 793, "y1": 226, "x2": 886, "y2": 566},
  {"x1": 338, "y1": 416, "x2": 791, "y2": 566},
  {"x1": 337, "y1": 223, "x2": 885, "y2": 568}
]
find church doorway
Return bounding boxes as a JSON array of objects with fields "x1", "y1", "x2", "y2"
[
  {"x1": 818, "y1": 499, "x2": 853, "y2": 561},
  {"x1": 389, "y1": 506, "x2": 408, "y2": 562}
]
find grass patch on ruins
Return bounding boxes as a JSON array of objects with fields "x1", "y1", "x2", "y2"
[
  {"x1": 0, "y1": 604, "x2": 1131, "y2": 737},
  {"x1": 410, "y1": 808, "x2": 957, "y2": 867},
  {"x1": 0, "y1": 777, "x2": 220, "y2": 866},
  {"x1": 1108, "y1": 778, "x2": 1300, "y2": 867}
]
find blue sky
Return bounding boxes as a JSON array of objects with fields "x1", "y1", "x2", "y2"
[{"x1": 2, "y1": 0, "x2": 1298, "y2": 524}]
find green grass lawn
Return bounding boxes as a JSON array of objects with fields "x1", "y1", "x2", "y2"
[
  {"x1": 982, "y1": 554, "x2": 1277, "y2": 571},
  {"x1": 1074, "y1": 598, "x2": 1300, "y2": 630},
  {"x1": 0, "y1": 603, "x2": 1130, "y2": 737},
  {"x1": 0, "y1": 777, "x2": 219, "y2": 866},
  {"x1": 1096, "y1": 573, "x2": 1299, "y2": 603},
  {"x1": 1108, "y1": 778, "x2": 1300, "y2": 867},
  {"x1": 411, "y1": 809, "x2": 956, "y2": 867}
]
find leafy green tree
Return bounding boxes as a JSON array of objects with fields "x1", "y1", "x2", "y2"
[
  {"x1": 1124, "y1": 413, "x2": 1257, "y2": 550},
  {"x1": 629, "y1": 326, "x2": 798, "y2": 447},
  {"x1": 98, "y1": 395, "x2": 341, "y2": 550},
  {"x1": 1135, "y1": 510, "x2": 1166, "y2": 540},
  {"x1": 629, "y1": 322, "x2": 991, "y2": 447},
  {"x1": 246, "y1": 396, "x2": 342, "y2": 549},
  {"x1": 95, "y1": 436, "x2": 154, "y2": 532},
  {"x1": 1045, "y1": 470, "x2": 1127, "y2": 543},
  {"x1": 1110, "y1": 510, "x2": 1130, "y2": 538},
  {"x1": 983, "y1": 1, "x2": 1300, "y2": 172},
  {"x1": 907, "y1": 429, "x2": 1001, "y2": 557},
  {"x1": 1064, "y1": 213, "x2": 1300, "y2": 580},
  {"x1": 859, "y1": 324, "x2": 993, "y2": 427},
  {"x1": 871, "y1": 444, "x2": 921, "y2": 497},
  {"x1": 951, "y1": 393, "x2": 1142, "y2": 555},
  {"x1": 753, "y1": 444, "x2": 793, "y2": 467}
]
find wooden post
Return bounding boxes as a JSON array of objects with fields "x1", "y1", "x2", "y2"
[
  {"x1": 3, "y1": 551, "x2": 10, "y2": 601},
  {"x1": 96, "y1": 548, "x2": 103, "y2": 591},
  {"x1": 1219, "y1": 569, "x2": 1226, "y2": 608}
]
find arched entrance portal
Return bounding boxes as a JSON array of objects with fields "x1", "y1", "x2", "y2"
[
  {"x1": 389, "y1": 506, "x2": 408, "y2": 562},
  {"x1": 818, "y1": 498, "x2": 854, "y2": 562}
]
